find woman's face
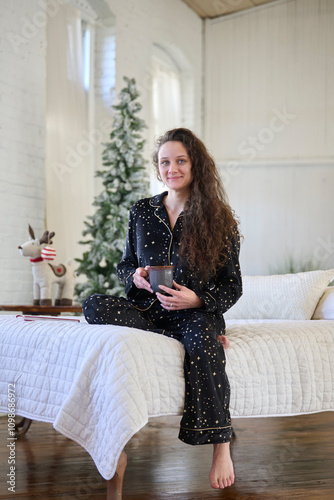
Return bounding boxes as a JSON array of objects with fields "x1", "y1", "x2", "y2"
[{"x1": 158, "y1": 141, "x2": 193, "y2": 194}]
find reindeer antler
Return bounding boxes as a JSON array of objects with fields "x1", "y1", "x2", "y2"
[
  {"x1": 48, "y1": 231, "x2": 55, "y2": 244},
  {"x1": 28, "y1": 224, "x2": 36, "y2": 240},
  {"x1": 39, "y1": 231, "x2": 50, "y2": 245},
  {"x1": 39, "y1": 230, "x2": 56, "y2": 245}
]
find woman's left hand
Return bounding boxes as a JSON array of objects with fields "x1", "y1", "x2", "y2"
[{"x1": 156, "y1": 281, "x2": 204, "y2": 311}]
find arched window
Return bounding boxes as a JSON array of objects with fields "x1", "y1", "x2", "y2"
[
  {"x1": 152, "y1": 45, "x2": 182, "y2": 138},
  {"x1": 151, "y1": 45, "x2": 185, "y2": 194}
]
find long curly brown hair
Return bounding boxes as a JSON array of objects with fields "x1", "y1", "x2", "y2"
[{"x1": 152, "y1": 128, "x2": 239, "y2": 278}]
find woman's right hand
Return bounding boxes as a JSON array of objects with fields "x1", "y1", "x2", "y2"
[{"x1": 133, "y1": 266, "x2": 153, "y2": 293}]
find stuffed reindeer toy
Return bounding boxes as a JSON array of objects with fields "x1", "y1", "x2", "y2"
[{"x1": 18, "y1": 225, "x2": 75, "y2": 306}]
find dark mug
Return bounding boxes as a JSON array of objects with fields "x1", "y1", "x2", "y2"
[{"x1": 148, "y1": 266, "x2": 174, "y2": 294}]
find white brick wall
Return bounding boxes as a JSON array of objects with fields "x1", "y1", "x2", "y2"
[{"x1": 0, "y1": 0, "x2": 46, "y2": 305}]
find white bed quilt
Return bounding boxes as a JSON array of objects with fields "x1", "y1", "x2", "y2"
[{"x1": 0, "y1": 315, "x2": 333, "y2": 479}]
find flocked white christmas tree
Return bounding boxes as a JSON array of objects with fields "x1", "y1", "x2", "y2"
[{"x1": 75, "y1": 77, "x2": 149, "y2": 302}]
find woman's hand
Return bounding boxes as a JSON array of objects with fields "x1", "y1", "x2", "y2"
[
  {"x1": 156, "y1": 281, "x2": 204, "y2": 311},
  {"x1": 132, "y1": 266, "x2": 153, "y2": 293}
]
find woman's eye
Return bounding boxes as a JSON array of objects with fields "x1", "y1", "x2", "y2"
[{"x1": 178, "y1": 159, "x2": 185, "y2": 164}]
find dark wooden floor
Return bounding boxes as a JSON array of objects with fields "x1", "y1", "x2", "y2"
[{"x1": 0, "y1": 412, "x2": 333, "y2": 499}]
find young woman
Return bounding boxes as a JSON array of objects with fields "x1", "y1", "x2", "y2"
[{"x1": 83, "y1": 128, "x2": 242, "y2": 489}]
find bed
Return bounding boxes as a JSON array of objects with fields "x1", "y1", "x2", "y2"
[{"x1": 1, "y1": 270, "x2": 334, "y2": 498}]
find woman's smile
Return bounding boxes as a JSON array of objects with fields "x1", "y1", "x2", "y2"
[{"x1": 158, "y1": 141, "x2": 193, "y2": 193}]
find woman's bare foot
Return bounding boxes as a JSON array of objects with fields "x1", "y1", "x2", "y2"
[
  {"x1": 216, "y1": 334, "x2": 230, "y2": 349},
  {"x1": 209, "y1": 442, "x2": 234, "y2": 489}
]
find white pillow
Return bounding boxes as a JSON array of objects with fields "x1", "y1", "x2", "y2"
[
  {"x1": 312, "y1": 287, "x2": 334, "y2": 320},
  {"x1": 224, "y1": 270, "x2": 334, "y2": 320}
]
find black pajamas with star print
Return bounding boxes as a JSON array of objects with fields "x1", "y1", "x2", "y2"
[{"x1": 82, "y1": 192, "x2": 242, "y2": 446}]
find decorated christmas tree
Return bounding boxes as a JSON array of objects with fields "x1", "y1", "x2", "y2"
[{"x1": 75, "y1": 77, "x2": 149, "y2": 302}]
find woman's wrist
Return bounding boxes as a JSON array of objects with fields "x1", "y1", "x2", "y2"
[{"x1": 194, "y1": 295, "x2": 205, "y2": 308}]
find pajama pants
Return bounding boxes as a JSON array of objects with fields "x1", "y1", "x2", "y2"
[{"x1": 82, "y1": 294, "x2": 232, "y2": 445}]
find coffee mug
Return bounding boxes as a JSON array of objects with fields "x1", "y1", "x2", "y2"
[{"x1": 148, "y1": 266, "x2": 174, "y2": 294}]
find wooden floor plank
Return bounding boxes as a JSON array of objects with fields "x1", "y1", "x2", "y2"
[{"x1": 0, "y1": 412, "x2": 333, "y2": 499}]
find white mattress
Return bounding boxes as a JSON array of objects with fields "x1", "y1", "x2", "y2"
[{"x1": 0, "y1": 315, "x2": 333, "y2": 479}]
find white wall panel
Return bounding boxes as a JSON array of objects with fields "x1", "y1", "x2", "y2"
[
  {"x1": 204, "y1": 0, "x2": 334, "y2": 161},
  {"x1": 220, "y1": 160, "x2": 334, "y2": 275},
  {"x1": 205, "y1": 0, "x2": 334, "y2": 275}
]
